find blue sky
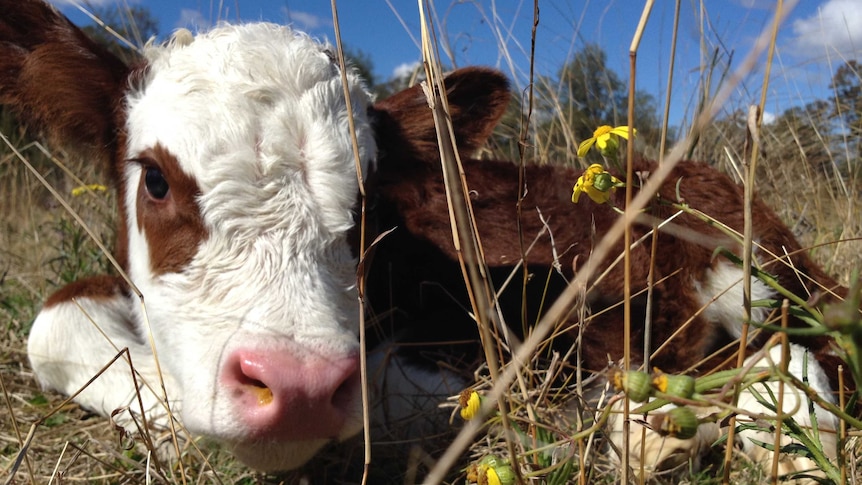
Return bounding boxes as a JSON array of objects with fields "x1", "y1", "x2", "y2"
[{"x1": 51, "y1": 1, "x2": 861, "y2": 129}]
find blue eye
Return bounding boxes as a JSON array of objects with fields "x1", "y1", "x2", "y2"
[{"x1": 145, "y1": 166, "x2": 169, "y2": 199}]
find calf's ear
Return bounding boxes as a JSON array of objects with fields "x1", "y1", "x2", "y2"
[
  {"x1": 371, "y1": 67, "x2": 510, "y2": 167},
  {"x1": 0, "y1": 0, "x2": 130, "y2": 161}
]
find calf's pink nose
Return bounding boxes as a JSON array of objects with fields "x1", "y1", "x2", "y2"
[{"x1": 223, "y1": 348, "x2": 359, "y2": 440}]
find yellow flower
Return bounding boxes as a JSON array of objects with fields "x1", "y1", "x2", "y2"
[
  {"x1": 577, "y1": 125, "x2": 636, "y2": 157},
  {"x1": 572, "y1": 164, "x2": 624, "y2": 204},
  {"x1": 652, "y1": 370, "x2": 668, "y2": 392},
  {"x1": 71, "y1": 183, "x2": 108, "y2": 197},
  {"x1": 482, "y1": 465, "x2": 502, "y2": 485},
  {"x1": 459, "y1": 389, "x2": 481, "y2": 420}
]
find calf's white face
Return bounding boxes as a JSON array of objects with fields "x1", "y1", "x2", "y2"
[{"x1": 121, "y1": 24, "x2": 374, "y2": 468}]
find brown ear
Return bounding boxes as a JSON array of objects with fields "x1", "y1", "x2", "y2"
[
  {"x1": 371, "y1": 67, "x2": 510, "y2": 167},
  {"x1": 0, "y1": 0, "x2": 129, "y2": 160}
]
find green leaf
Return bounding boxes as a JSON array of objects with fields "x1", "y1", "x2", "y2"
[{"x1": 27, "y1": 394, "x2": 49, "y2": 406}]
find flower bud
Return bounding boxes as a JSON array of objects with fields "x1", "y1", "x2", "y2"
[
  {"x1": 468, "y1": 456, "x2": 515, "y2": 485},
  {"x1": 492, "y1": 464, "x2": 516, "y2": 485},
  {"x1": 598, "y1": 135, "x2": 620, "y2": 157},
  {"x1": 651, "y1": 406, "x2": 699, "y2": 440},
  {"x1": 593, "y1": 172, "x2": 616, "y2": 192},
  {"x1": 478, "y1": 455, "x2": 502, "y2": 468},
  {"x1": 610, "y1": 368, "x2": 652, "y2": 403},
  {"x1": 652, "y1": 369, "x2": 695, "y2": 399}
]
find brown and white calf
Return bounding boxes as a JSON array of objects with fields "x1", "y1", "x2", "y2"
[{"x1": 1, "y1": 0, "x2": 852, "y2": 478}]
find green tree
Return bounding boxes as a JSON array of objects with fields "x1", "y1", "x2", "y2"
[
  {"x1": 80, "y1": 6, "x2": 159, "y2": 63},
  {"x1": 830, "y1": 60, "x2": 861, "y2": 161},
  {"x1": 342, "y1": 47, "x2": 377, "y2": 91},
  {"x1": 534, "y1": 43, "x2": 661, "y2": 166},
  {"x1": 341, "y1": 47, "x2": 421, "y2": 100},
  {"x1": 773, "y1": 101, "x2": 835, "y2": 174}
]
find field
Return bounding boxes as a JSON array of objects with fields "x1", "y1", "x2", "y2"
[{"x1": 2, "y1": 1, "x2": 861, "y2": 484}]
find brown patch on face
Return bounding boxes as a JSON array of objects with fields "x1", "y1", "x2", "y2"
[
  {"x1": 45, "y1": 275, "x2": 129, "y2": 308},
  {"x1": 133, "y1": 144, "x2": 207, "y2": 275}
]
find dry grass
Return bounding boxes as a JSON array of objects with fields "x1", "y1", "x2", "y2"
[{"x1": 2, "y1": 1, "x2": 861, "y2": 484}]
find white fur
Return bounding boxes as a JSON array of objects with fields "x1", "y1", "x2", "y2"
[
  {"x1": 608, "y1": 343, "x2": 837, "y2": 481},
  {"x1": 607, "y1": 399, "x2": 720, "y2": 476},
  {"x1": 28, "y1": 290, "x2": 178, "y2": 429},
  {"x1": 366, "y1": 343, "x2": 465, "y2": 442},
  {"x1": 695, "y1": 260, "x2": 775, "y2": 339},
  {"x1": 30, "y1": 23, "x2": 375, "y2": 471},
  {"x1": 735, "y1": 343, "x2": 838, "y2": 480}
]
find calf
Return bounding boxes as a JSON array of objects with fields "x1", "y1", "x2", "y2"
[
  {"x1": 371, "y1": 81, "x2": 850, "y2": 477},
  {"x1": 1, "y1": 0, "x2": 852, "y2": 479}
]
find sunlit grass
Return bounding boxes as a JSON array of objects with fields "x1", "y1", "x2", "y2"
[{"x1": 1, "y1": 1, "x2": 860, "y2": 484}]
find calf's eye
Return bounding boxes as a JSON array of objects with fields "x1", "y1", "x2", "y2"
[{"x1": 145, "y1": 167, "x2": 169, "y2": 199}]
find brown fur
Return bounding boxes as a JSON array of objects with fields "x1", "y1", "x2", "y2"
[
  {"x1": 44, "y1": 274, "x2": 127, "y2": 308},
  {"x1": 132, "y1": 144, "x2": 207, "y2": 275},
  {"x1": 0, "y1": 2, "x2": 207, "y2": 279},
  {"x1": 0, "y1": 0, "x2": 128, "y2": 162},
  {"x1": 368, "y1": 70, "x2": 850, "y2": 401}
]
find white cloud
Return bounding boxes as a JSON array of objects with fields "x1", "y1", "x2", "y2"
[
  {"x1": 791, "y1": 0, "x2": 862, "y2": 57},
  {"x1": 762, "y1": 111, "x2": 776, "y2": 125},
  {"x1": 175, "y1": 9, "x2": 210, "y2": 30},
  {"x1": 281, "y1": 9, "x2": 331, "y2": 31},
  {"x1": 732, "y1": 0, "x2": 776, "y2": 9},
  {"x1": 392, "y1": 61, "x2": 421, "y2": 80}
]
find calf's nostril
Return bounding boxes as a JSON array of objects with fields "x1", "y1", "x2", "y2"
[
  {"x1": 330, "y1": 369, "x2": 358, "y2": 410},
  {"x1": 234, "y1": 360, "x2": 274, "y2": 406},
  {"x1": 246, "y1": 381, "x2": 273, "y2": 405}
]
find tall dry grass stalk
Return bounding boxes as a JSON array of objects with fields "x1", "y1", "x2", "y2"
[
  {"x1": 417, "y1": 2, "x2": 525, "y2": 481},
  {"x1": 722, "y1": 1, "x2": 793, "y2": 481},
  {"x1": 329, "y1": 2, "x2": 375, "y2": 483}
]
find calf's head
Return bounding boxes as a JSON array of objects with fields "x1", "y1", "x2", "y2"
[
  {"x1": 3, "y1": 0, "x2": 510, "y2": 471},
  {"x1": 2, "y1": 1, "x2": 373, "y2": 470},
  {"x1": 122, "y1": 25, "x2": 375, "y2": 467}
]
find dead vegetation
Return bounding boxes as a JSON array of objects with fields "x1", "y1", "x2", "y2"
[{"x1": 2, "y1": 1, "x2": 861, "y2": 484}]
